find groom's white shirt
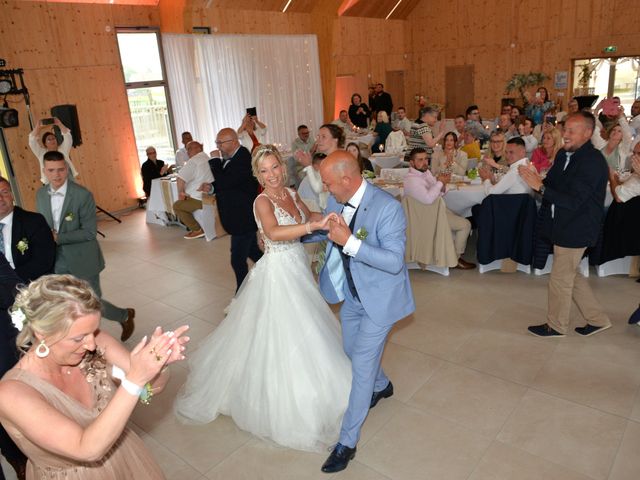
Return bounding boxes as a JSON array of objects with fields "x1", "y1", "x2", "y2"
[{"x1": 326, "y1": 179, "x2": 368, "y2": 301}]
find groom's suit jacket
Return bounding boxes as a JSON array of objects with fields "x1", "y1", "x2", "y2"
[
  {"x1": 36, "y1": 181, "x2": 105, "y2": 279},
  {"x1": 313, "y1": 182, "x2": 415, "y2": 326},
  {"x1": 10, "y1": 206, "x2": 56, "y2": 282}
]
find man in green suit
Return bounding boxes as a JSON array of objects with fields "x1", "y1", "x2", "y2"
[{"x1": 36, "y1": 151, "x2": 135, "y2": 341}]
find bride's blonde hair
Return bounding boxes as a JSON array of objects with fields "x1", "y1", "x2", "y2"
[{"x1": 251, "y1": 145, "x2": 288, "y2": 186}]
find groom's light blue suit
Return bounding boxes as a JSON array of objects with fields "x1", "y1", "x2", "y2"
[{"x1": 310, "y1": 181, "x2": 415, "y2": 448}]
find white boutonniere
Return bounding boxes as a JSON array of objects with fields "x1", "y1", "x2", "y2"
[
  {"x1": 11, "y1": 308, "x2": 26, "y2": 331},
  {"x1": 16, "y1": 238, "x2": 29, "y2": 255},
  {"x1": 355, "y1": 227, "x2": 368, "y2": 241},
  {"x1": 64, "y1": 212, "x2": 74, "y2": 222}
]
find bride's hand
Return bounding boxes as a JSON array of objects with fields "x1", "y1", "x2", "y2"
[{"x1": 312, "y1": 212, "x2": 339, "y2": 231}]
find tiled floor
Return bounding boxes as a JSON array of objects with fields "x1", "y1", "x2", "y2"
[{"x1": 5, "y1": 209, "x2": 639, "y2": 480}]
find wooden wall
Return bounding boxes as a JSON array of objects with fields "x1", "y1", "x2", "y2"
[
  {"x1": 407, "y1": 0, "x2": 640, "y2": 118},
  {"x1": 0, "y1": 0, "x2": 158, "y2": 211}
]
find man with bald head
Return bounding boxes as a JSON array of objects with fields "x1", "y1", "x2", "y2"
[
  {"x1": 203, "y1": 128, "x2": 261, "y2": 291},
  {"x1": 519, "y1": 111, "x2": 610, "y2": 338},
  {"x1": 173, "y1": 140, "x2": 214, "y2": 239},
  {"x1": 311, "y1": 151, "x2": 415, "y2": 473}
]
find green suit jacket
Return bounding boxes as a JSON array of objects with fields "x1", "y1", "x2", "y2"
[{"x1": 36, "y1": 181, "x2": 105, "y2": 279}]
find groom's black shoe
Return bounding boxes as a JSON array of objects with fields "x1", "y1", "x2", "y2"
[
  {"x1": 370, "y1": 381, "x2": 394, "y2": 409},
  {"x1": 321, "y1": 443, "x2": 356, "y2": 473}
]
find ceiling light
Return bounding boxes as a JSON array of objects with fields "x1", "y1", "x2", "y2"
[
  {"x1": 282, "y1": 0, "x2": 293, "y2": 13},
  {"x1": 385, "y1": 0, "x2": 403, "y2": 20}
]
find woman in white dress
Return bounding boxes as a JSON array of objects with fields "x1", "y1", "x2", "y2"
[{"x1": 175, "y1": 145, "x2": 352, "y2": 452}]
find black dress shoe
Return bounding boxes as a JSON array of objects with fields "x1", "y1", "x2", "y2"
[
  {"x1": 121, "y1": 308, "x2": 136, "y2": 342},
  {"x1": 370, "y1": 381, "x2": 393, "y2": 409},
  {"x1": 321, "y1": 443, "x2": 356, "y2": 473}
]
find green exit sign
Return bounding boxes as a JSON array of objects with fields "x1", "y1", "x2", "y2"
[{"x1": 603, "y1": 45, "x2": 617, "y2": 53}]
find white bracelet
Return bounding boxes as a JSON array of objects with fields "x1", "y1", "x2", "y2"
[{"x1": 120, "y1": 377, "x2": 144, "y2": 397}]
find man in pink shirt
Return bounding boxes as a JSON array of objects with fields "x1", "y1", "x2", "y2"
[{"x1": 403, "y1": 148, "x2": 476, "y2": 269}]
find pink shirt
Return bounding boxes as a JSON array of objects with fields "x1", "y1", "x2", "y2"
[
  {"x1": 403, "y1": 167, "x2": 445, "y2": 205},
  {"x1": 530, "y1": 147, "x2": 552, "y2": 173}
]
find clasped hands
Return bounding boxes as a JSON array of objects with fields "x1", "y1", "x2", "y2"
[
  {"x1": 313, "y1": 212, "x2": 352, "y2": 247},
  {"x1": 518, "y1": 164, "x2": 543, "y2": 191}
]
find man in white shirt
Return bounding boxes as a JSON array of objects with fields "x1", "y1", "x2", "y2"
[
  {"x1": 291, "y1": 125, "x2": 316, "y2": 186},
  {"x1": 175, "y1": 131, "x2": 193, "y2": 167},
  {"x1": 629, "y1": 98, "x2": 640, "y2": 138},
  {"x1": 480, "y1": 137, "x2": 532, "y2": 195},
  {"x1": 403, "y1": 148, "x2": 475, "y2": 269},
  {"x1": 331, "y1": 110, "x2": 352, "y2": 135},
  {"x1": 393, "y1": 107, "x2": 412, "y2": 135},
  {"x1": 173, "y1": 141, "x2": 214, "y2": 239},
  {"x1": 518, "y1": 117, "x2": 538, "y2": 158}
]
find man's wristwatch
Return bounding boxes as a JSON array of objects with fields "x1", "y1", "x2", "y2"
[{"x1": 538, "y1": 185, "x2": 546, "y2": 196}]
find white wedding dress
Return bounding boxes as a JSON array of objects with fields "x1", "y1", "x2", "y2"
[{"x1": 175, "y1": 190, "x2": 352, "y2": 452}]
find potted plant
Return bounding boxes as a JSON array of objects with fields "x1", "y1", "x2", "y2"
[
  {"x1": 573, "y1": 60, "x2": 599, "y2": 109},
  {"x1": 504, "y1": 72, "x2": 549, "y2": 107}
]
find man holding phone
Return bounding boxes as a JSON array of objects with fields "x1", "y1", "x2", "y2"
[{"x1": 237, "y1": 108, "x2": 267, "y2": 152}]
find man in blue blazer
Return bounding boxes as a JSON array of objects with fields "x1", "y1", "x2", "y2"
[{"x1": 313, "y1": 150, "x2": 415, "y2": 473}]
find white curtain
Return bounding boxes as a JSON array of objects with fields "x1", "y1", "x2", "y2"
[{"x1": 162, "y1": 33, "x2": 324, "y2": 155}]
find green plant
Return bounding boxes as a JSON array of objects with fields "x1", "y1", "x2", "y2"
[{"x1": 504, "y1": 72, "x2": 549, "y2": 106}]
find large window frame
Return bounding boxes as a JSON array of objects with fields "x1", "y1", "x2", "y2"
[{"x1": 115, "y1": 27, "x2": 177, "y2": 164}]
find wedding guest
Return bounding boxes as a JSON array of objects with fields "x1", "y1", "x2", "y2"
[
  {"x1": 175, "y1": 131, "x2": 193, "y2": 167},
  {"x1": 173, "y1": 141, "x2": 214, "y2": 240},
  {"x1": 481, "y1": 131, "x2": 508, "y2": 171},
  {"x1": 140, "y1": 146, "x2": 170, "y2": 199},
  {"x1": 431, "y1": 132, "x2": 469, "y2": 176},
  {"x1": 0, "y1": 177, "x2": 55, "y2": 283},
  {"x1": 332, "y1": 110, "x2": 352, "y2": 135},
  {"x1": 0, "y1": 274, "x2": 189, "y2": 479},
  {"x1": 393, "y1": 107, "x2": 412, "y2": 135},
  {"x1": 629, "y1": 98, "x2": 640, "y2": 137},
  {"x1": 346, "y1": 142, "x2": 373, "y2": 173},
  {"x1": 465, "y1": 105, "x2": 489, "y2": 143},
  {"x1": 530, "y1": 128, "x2": 562, "y2": 173},
  {"x1": 204, "y1": 128, "x2": 262, "y2": 292},
  {"x1": 479, "y1": 137, "x2": 531, "y2": 195},
  {"x1": 599, "y1": 111, "x2": 633, "y2": 172},
  {"x1": 36, "y1": 152, "x2": 136, "y2": 342},
  {"x1": 525, "y1": 87, "x2": 554, "y2": 126},
  {"x1": 348, "y1": 94, "x2": 370, "y2": 129},
  {"x1": 556, "y1": 97, "x2": 579, "y2": 122},
  {"x1": 291, "y1": 125, "x2": 315, "y2": 154},
  {"x1": 519, "y1": 111, "x2": 611, "y2": 337},
  {"x1": 453, "y1": 115, "x2": 466, "y2": 147},
  {"x1": 29, "y1": 118, "x2": 79, "y2": 184},
  {"x1": 610, "y1": 143, "x2": 640, "y2": 203},
  {"x1": 407, "y1": 107, "x2": 445, "y2": 160},
  {"x1": 510, "y1": 105, "x2": 522, "y2": 124},
  {"x1": 370, "y1": 83, "x2": 393, "y2": 116},
  {"x1": 404, "y1": 148, "x2": 475, "y2": 269},
  {"x1": 460, "y1": 121, "x2": 484, "y2": 161},
  {"x1": 298, "y1": 152, "x2": 327, "y2": 211},
  {"x1": 518, "y1": 117, "x2": 538, "y2": 158},
  {"x1": 494, "y1": 113, "x2": 517, "y2": 140},
  {"x1": 238, "y1": 113, "x2": 267, "y2": 152},
  {"x1": 372, "y1": 111, "x2": 392, "y2": 152}
]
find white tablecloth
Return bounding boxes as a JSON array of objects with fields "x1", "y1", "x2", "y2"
[
  {"x1": 346, "y1": 133, "x2": 375, "y2": 148},
  {"x1": 146, "y1": 177, "x2": 219, "y2": 241},
  {"x1": 370, "y1": 154, "x2": 403, "y2": 169},
  {"x1": 443, "y1": 184, "x2": 486, "y2": 218}
]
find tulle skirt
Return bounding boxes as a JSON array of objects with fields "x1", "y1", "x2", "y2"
[{"x1": 175, "y1": 243, "x2": 352, "y2": 452}]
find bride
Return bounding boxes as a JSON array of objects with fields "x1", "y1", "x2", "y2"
[{"x1": 175, "y1": 145, "x2": 352, "y2": 452}]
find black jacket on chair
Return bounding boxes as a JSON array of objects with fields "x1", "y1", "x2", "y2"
[
  {"x1": 539, "y1": 141, "x2": 609, "y2": 249},
  {"x1": 11, "y1": 206, "x2": 56, "y2": 283},
  {"x1": 589, "y1": 196, "x2": 640, "y2": 265},
  {"x1": 209, "y1": 146, "x2": 260, "y2": 235}
]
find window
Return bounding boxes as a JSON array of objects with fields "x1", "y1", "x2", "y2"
[
  {"x1": 573, "y1": 57, "x2": 640, "y2": 113},
  {"x1": 116, "y1": 29, "x2": 176, "y2": 165}
]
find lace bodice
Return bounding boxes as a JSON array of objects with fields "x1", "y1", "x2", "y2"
[{"x1": 254, "y1": 189, "x2": 306, "y2": 253}]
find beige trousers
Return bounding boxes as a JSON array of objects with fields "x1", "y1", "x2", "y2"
[
  {"x1": 547, "y1": 245, "x2": 610, "y2": 334},
  {"x1": 445, "y1": 208, "x2": 471, "y2": 256},
  {"x1": 173, "y1": 197, "x2": 203, "y2": 231}
]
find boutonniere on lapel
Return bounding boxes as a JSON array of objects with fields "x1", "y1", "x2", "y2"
[
  {"x1": 64, "y1": 212, "x2": 74, "y2": 222},
  {"x1": 355, "y1": 227, "x2": 368, "y2": 241},
  {"x1": 16, "y1": 238, "x2": 29, "y2": 255}
]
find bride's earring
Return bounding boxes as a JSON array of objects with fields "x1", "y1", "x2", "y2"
[{"x1": 36, "y1": 340, "x2": 50, "y2": 358}]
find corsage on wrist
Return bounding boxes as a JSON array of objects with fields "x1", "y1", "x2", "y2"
[{"x1": 112, "y1": 365, "x2": 154, "y2": 405}]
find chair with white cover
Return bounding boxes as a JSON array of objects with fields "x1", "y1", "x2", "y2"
[
  {"x1": 385, "y1": 130, "x2": 407, "y2": 154},
  {"x1": 402, "y1": 196, "x2": 458, "y2": 276}
]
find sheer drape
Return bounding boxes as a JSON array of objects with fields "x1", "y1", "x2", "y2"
[{"x1": 162, "y1": 34, "x2": 324, "y2": 155}]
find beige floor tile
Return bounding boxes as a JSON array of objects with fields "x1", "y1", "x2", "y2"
[
  {"x1": 630, "y1": 387, "x2": 640, "y2": 422},
  {"x1": 191, "y1": 301, "x2": 228, "y2": 326},
  {"x1": 358, "y1": 398, "x2": 403, "y2": 447},
  {"x1": 532, "y1": 349, "x2": 640, "y2": 417},
  {"x1": 497, "y1": 390, "x2": 626, "y2": 480},
  {"x1": 358, "y1": 406, "x2": 492, "y2": 480},
  {"x1": 131, "y1": 271, "x2": 202, "y2": 300},
  {"x1": 161, "y1": 282, "x2": 232, "y2": 314},
  {"x1": 329, "y1": 461, "x2": 391, "y2": 479},
  {"x1": 167, "y1": 315, "x2": 217, "y2": 353},
  {"x1": 379, "y1": 342, "x2": 442, "y2": 403},
  {"x1": 468, "y1": 441, "x2": 594, "y2": 480},
  {"x1": 408, "y1": 363, "x2": 527, "y2": 438},
  {"x1": 205, "y1": 439, "x2": 326, "y2": 480},
  {"x1": 608, "y1": 420, "x2": 640, "y2": 480}
]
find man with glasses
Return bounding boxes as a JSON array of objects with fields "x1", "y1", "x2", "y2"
[{"x1": 201, "y1": 129, "x2": 262, "y2": 291}]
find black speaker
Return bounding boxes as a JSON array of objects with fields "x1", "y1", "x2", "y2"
[
  {"x1": 51, "y1": 104, "x2": 82, "y2": 147},
  {"x1": 0, "y1": 108, "x2": 19, "y2": 128}
]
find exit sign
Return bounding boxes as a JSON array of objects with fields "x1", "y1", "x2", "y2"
[{"x1": 603, "y1": 46, "x2": 617, "y2": 53}]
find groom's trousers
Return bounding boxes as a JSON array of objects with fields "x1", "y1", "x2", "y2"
[{"x1": 339, "y1": 290, "x2": 393, "y2": 448}]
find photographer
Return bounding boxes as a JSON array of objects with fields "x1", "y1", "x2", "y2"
[{"x1": 28, "y1": 117, "x2": 79, "y2": 184}]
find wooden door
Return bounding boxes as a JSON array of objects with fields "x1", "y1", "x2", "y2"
[
  {"x1": 445, "y1": 65, "x2": 474, "y2": 118},
  {"x1": 385, "y1": 70, "x2": 405, "y2": 112}
]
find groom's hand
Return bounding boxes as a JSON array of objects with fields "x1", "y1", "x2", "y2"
[{"x1": 328, "y1": 215, "x2": 351, "y2": 246}]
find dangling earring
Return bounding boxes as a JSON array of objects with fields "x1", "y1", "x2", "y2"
[{"x1": 35, "y1": 340, "x2": 50, "y2": 358}]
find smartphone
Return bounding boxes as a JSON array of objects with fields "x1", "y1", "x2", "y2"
[
  {"x1": 535, "y1": 92, "x2": 541, "y2": 98},
  {"x1": 246, "y1": 107, "x2": 257, "y2": 117},
  {"x1": 41, "y1": 118, "x2": 55, "y2": 125}
]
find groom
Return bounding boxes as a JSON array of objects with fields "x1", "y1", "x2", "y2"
[{"x1": 315, "y1": 151, "x2": 415, "y2": 473}]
